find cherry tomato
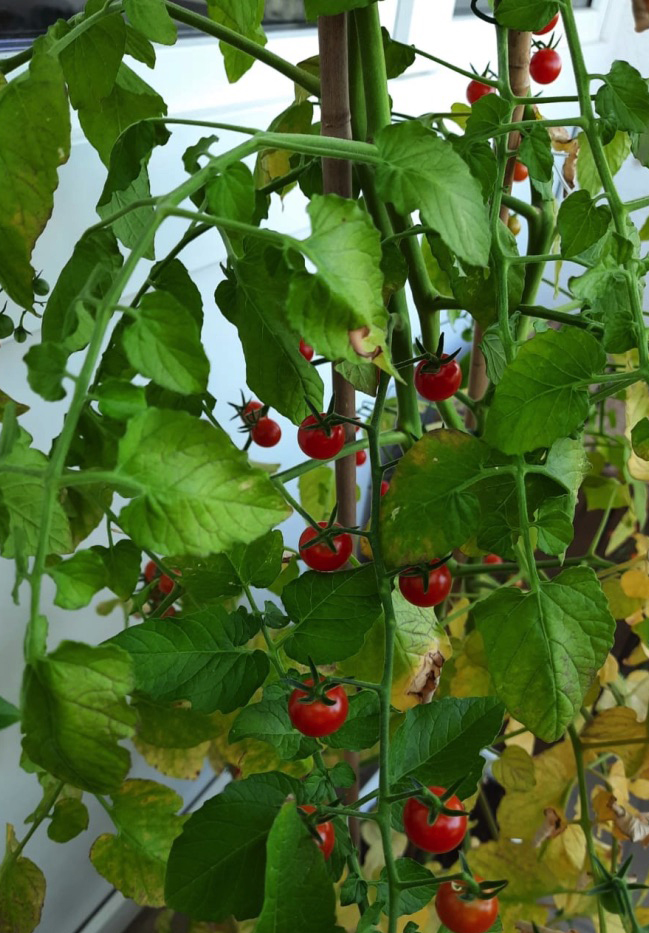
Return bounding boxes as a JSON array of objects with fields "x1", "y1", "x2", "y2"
[
  {"x1": 466, "y1": 80, "x2": 496, "y2": 105},
  {"x1": 162, "y1": 606, "x2": 177, "y2": 619},
  {"x1": 534, "y1": 12, "x2": 559, "y2": 35},
  {"x1": 144, "y1": 560, "x2": 158, "y2": 584},
  {"x1": 513, "y1": 161, "x2": 528, "y2": 182},
  {"x1": 380, "y1": 480, "x2": 390, "y2": 497},
  {"x1": 507, "y1": 215, "x2": 522, "y2": 236},
  {"x1": 403, "y1": 786, "x2": 468, "y2": 854},
  {"x1": 414, "y1": 355, "x2": 462, "y2": 402},
  {"x1": 435, "y1": 878, "x2": 499, "y2": 933},
  {"x1": 399, "y1": 563, "x2": 452, "y2": 608},
  {"x1": 298, "y1": 415, "x2": 345, "y2": 460},
  {"x1": 300, "y1": 805, "x2": 335, "y2": 860},
  {"x1": 530, "y1": 48, "x2": 562, "y2": 85},
  {"x1": 158, "y1": 571, "x2": 179, "y2": 595},
  {"x1": 243, "y1": 400, "x2": 263, "y2": 424},
  {"x1": 299, "y1": 339, "x2": 314, "y2": 362},
  {"x1": 288, "y1": 678, "x2": 349, "y2": 738},
  {"x1": 251, "y1": 417, "x2": 282, "y2": 448},
  {"x1": 299, "y1": 523, "x2": 353, "y2": 572},
  {"x1": 356, "y1": 449, "x2": 367, "y2": 466},
  {"x1": 484, "y1": 554, "x2": 503, "y2": 565}
]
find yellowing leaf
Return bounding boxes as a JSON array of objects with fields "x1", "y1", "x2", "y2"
[
  {"x1": 598, "y1": 653, "x2": 619, "y2": 685},
  {"x1": 583, "y1": 707, "x2": 649, "y2": 776},
  {"x1": 621, "y1": 566, "x2": 649, "y2": 599},
  {"x1": 493, "y1": 745, "x2": 536, "y2": 793},
  {"x1": 626, "y1": 376, "x2": 649, "y2": 481},
  {"x1": 603, "y1": 578, "x2": 643, "y2": 620},
  {"x1": 609, "y1": 795, "x2": 649, "y2": 844},
  {"x1": 498, "y1": 741, "x2": 575, "y2": 842},
  {"x1": 447, "y1": 596, "x2": 470, "y2": 639},
  {"x1": 468, "y1": 838, "x2": 562, "y2": 903},
  {"x1": 134, "y1": 736, "x2": 209, "y2": 780},
  {"x1": 598, "y1": 670, "x2": 649, "y2": 723},
  {"x1": 208, "y1": 711, "x2": 313, "y2": 780}
]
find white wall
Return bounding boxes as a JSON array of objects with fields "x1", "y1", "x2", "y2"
[{"x1": 1, "y1": 1, "x2": 645, "y2": 929}]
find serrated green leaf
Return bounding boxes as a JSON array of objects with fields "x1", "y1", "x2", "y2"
[
  {"x1": 596, "y1": 61, "x2": 649, "y2": 134},
  {"x1": 518, "y1": 125, "x2": 553, "y2": 182},
  {"x1": 382, "y1": 27, "x2": 416, "y2": 79},
  {"x1": 122, "y1": 291, "x2": 209, "y2": 395},
  {"x1": 48, "y1": 549, "x2": 108, "y2": 610},
  {"x1": 21, "y1": 641, "x2": 135, "y2": 793},
  {"x1": 95, "y1": 380, "x2": 147, "y2": 420},
  {"x1": 474, "y1": 566, "x2": 615, "y2": 741},
  {"x1": 60, "y1": 13, "x2": 125, "y2": 110},
  {"x1": 47, "y1": 797, "x2": 89, "y2": 843},
  {"x1": 124, "y1": 24, "x2": 156, "y2": 67},
  {"x1": 324, "y1": 691, "x2": 380, "y2": 751},
  {"x1": 114, "y1": 408, "x2": 290, "y2": 555},
  {"x1": 484, "y1": 328, "x2": 606, "y2": 454},
  {"x1": 558, "y1": 190, "x2": 611, "y2": 259},
  {"x1": 207, "y1": 0, "x2": 267, "y2": 83},
  {"x1": 230, "y1": 684, "x2": 318, "y2": 761},
  {"x1": 479, "y1": 326, "x2": 507, "y2": 385},
  {"x1": 0, "y1": 48, "x2": 70, "y2": 306},
  {"x1": 378, "y1": 859, "x2": 436, "y2": 916},
  {"x1": 282, "y1": 565, "x2": 382, "y2": 664},
  {"x1": 165, "y1": 771, "x2": 298, "y2": 921},
  {"x1": 375, "y1": 122, "x2": 490, "y2": 267},
  {"x1": 92, "y1": 539, "x2": 142, "y2": 600},
  {"x1": 534, "y1": 499, "x2": 574, "y2": 556},
  {"x1": 124, "y1": 0, "x2": 177, "y2": 45},
  {"x1": 207, "y1": 162, "x2": 256, "y2": 224},
  {"x1": 495, "y1": 0, "x2": 559, "y2": 29},
  {"x1": 298, "y1": 466, "x2": 336, "y2": 523},
  {"x1": 577, "y1": 130, "x2": 631, "y2": 196},
  {"x1": 228, "y1": 530, "x2": 284, "y2": 588},
  {"x1": 91, "y1": 779, "x2": 185, "y2": 907},
  {"x1": 111, "y1": 607, "x2": 269, "y2": 714},
  {"x1": 23, "y1": 343, "x2": 68, "y2": 402}
]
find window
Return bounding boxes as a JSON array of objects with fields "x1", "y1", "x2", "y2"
[
  {"x1": 0, "y1": 1, "x2": 305, "y2": 42},
  {"x1": 453, "y1": 0, "x2": 591, "y2": 14}
]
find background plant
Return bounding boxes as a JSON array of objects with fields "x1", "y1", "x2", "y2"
[{"x1": 1, "y1": 2, "x2": 649, "y2": 932}]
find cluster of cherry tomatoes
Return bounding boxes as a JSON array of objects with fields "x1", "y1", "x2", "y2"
[
  {"x1": 143, "y1": 560, "x2": 180, "y2": 618},
  {"x1": 240, "y1": 400, "x2": 282, "y2": 448}
]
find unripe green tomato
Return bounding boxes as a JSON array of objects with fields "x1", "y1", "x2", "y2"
[
  {"x1": 0, "y1": 314, "x2": 14, "y2": 339},
  {"x1": 13, "y1": 326, "x2": 28, "y2": 344},
  {"x1": 33, "y1": 276, "x2": 50, "y2": 296},
  {"x1": 508, "y1": 214, "x2": 522, "y2": 236}
]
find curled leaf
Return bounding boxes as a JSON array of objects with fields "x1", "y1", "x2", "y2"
[
  {"x1": 533, "y1": 807, "x2": 565, "y2": 847},
  {"x1": 609, "y1": 795, "x2": 649, "y2": 843},
  {"x1": 405, "y1": 650, "x2": 445, "y2": 706}
]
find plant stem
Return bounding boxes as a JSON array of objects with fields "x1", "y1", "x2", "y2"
[
  {"x1": 0, "y1": 781, "x2": 63, "y2": 885},
  {"x1": 273, "y1": 430, "x2": 407, "y2": 483},
  {"x1": 244, "y1": 585, "x2": 284, "y2": 676}
]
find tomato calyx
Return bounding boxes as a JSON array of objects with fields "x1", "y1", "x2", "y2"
[
  {"x1": 398, "y1": 335, "x2": 460, "y2": 374},
  {"x1": 451, "y1": 853, "x2": 509, "y2": 902},
  {"x1": 395, "y1": 554, "x2": 452, "y2": 582},
  {"x1": 590, "y1": 853, "x2": 647, "y2": 918},
  {"x1": 407, "y1": 780, "x2": 470, "y2": 822}
]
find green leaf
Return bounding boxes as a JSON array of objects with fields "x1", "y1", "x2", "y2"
[
  {"x1": 596, "y1": 61, "x2": 649, "y2": 134},
  {"x1": 380, "y1": 430, "x2": 488, "y2": 566},
  {"x1": 378, "y1": 859, "x2": 436, "y2": 916},
  {"x1": 495, "y1": 0, "x2": 559, "y2": 29},
  {"x1": 59, "y1": 13, "x2": 125, "y2": 110},
  {"x1": 484, "y1": 328, "x2": 606, "y2": 454},
  {"x1": 282, "y1": 565, "x2": 383, "y2": 664},
  {"x1": 78, "y1": 63, "x2": 167, "y2": 166},
  {"x1": 632, "y1": 417, "x2": 649, "y2": 460},
  {"x1": 299, "y1": 466, "x2": 336, "y2": 523},
  {"x1": 23, "y1": 343, "x2": 68, "y2": 402},
  {"x1": 382, "y1": 27, "x2": 416, "y2": 79},
  {"x1": 451, "y1": 136, "x2": 499, "y2": 203},
  {"x1": 375, "y1": 121, "x2": 490, "y2": 267},
  {"x1": 216, "y1": 242, "x2": 324, "y2": 423},
  {"x1": 474, "y1": 566, "x2": 615, "y2": 741},
  {"x1": 576, "y1": 130, "x2": 631, "y2": 196},
  {"x1": 207, "y1": 162, "x2": 256, "y2": 224},
  {"x1": 305, "y1": 0, "x2": 374, "y2": 16},
  {"x1": 48, "y1": 549, "x2": 108, "y2": 610},
  {"x1": 0, "y1": 432, "x2": 72, "y2": 558},
  {"x1": 0, "y1": 48, "x2": 70, "y2": 307},
  {"x1": 122, "y1": 291, "x2": 210, "y2": 395},
  {"x1": 92, "y1": 539, "x2": 142, "y2": 600},
  {"x1": 287, "y1": 195, "x2": 391, "y2": 369},
  {"x1": 47, "y1": 797, "x2": 89, "y2": 843},
  {"x1": 174, "y1": 554, "x2": 242, "y2": 605},
  {"x1": 165, "y1": 771, "x2": 298, "y2": 921},
  {"x1": 90, "y1": 779, "x2": 185, "y2": 907},
  {"x1": 115, "y1": 409, "x2": 290, "y2": 556},
  {"x1": 0, "y1": 391, "x2": 29, "y2": 423},
  {"x1": 21, "y1": 641, "x2": 135, "y2": 793},
  {"x1": 95, "y1": 380, "x2": 147, "y2": 420},
  {"x1": 557, "y1": 190, "x2": 611, "y2": 259},
  {"x1": 0, "y1": 826, "x2": 46, "y2": 933},
  {"x1": 230, "y1": 684, "x2": 318, "y2": 761},
  {"x1": 256, "y1": 804, "x2": 342, "y2": 933},
  {"x1": 534, "y1": 499, "x2": 574, "y2": 556},
  {"x1": 479, "y1": 325, "x2": 507, "y2": 385},
  {"x1": 0, "y1": 696, "x2": 20, "y2": 730},
  {"x1": 124, "y1": 24, "x2": 156, "y2": 67},
  {"x1": 42, "y1": 228, "x2": 123, "y2": 348},
  {"x1": 324, "y1": 691, "x2": 380, "y2": 751},
  {"x1": 207, "y1": 0, "x2": 267, "y2": 83},
  {"x1": 335, "y1": 360, "x2": 379, "y2": 397},
  {"x1": 134, "y1": 698, "x2": 221, "y2": 748},
  {"x1": 518, "y1": 125, "x2": 553, "y2": 182},
  {"x1": 153, "y1": 259, "x2": 204, "y2": 327},
  {"x1": 111, "y1": 607, "x2": 269, "y2": 714},
  {"x1": 124, "y1": 0, "x2": 177, "y2": 45},
  {"x1": 228, "y1": 530, "x2": 284, "y2": 588},
  {"x1": 97, "y1": 121, "x2": 170, "y2": 258},
  {"x1": 389, "y1": 697, "x2": 505, "y2": 792}
]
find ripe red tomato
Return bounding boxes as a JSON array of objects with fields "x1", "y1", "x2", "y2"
[
  {"x1": 300, "y1": 805, "x2": 335, "y2": 859},
  {"x1": 530, "y1": 48, "x2": 562, "y2": 85},
  {"x1": 403, "y1": 786, "x2": 467, "y2": 854},
  {"x1": 534, "y1": 12, "x2": 559, "y2": 35},
  {"x1": 299, "y1": 523, "x2": 353, "y2": 572},
  {"x1": 399, "y1": 563, "x2": 452, "y2": 608},
  {"x1": 288, "y1": 679, "x2": 349, "y2": 737},
  {"x1": 243, "y1": 400, "x2": 263, "y2": 424},
  {"x1": 144, "y1": 560, "x2": 157, "y2": 584},
  {"x1": 299, "y1": 339, "x2": 314, "y2": 362},
  {"x1": 298, "y1": 415, "x2": 345, "y2": 460},
  {"x1": 380, "y1": 480, "x2": 390, "y2": 497},
  {"x1": 466, "y1": 80, "x2": 496, "y2": 105},
  {"x1": 435, "y1": 878, "x2": 499, "y2": 933},
  {"x1": 251, "y1": 417, "x2": 282, "y2": 447},
  {"x1": 162, "y1": 606, "x2": 177, "y2": 619},
  {"x1": 356, "y1": 449, "x2": 367, "y2": 466},
  {"x1": 414, "y1": 356, "x2": 462, "y2": 402},
  {"x1": 158, "y1": 572, "x2": 178, "y2": 595},
  {"x1": 513, "y1": 161, "x2": 528, "y2": 182},
  {"x1": 484, "y1": 554, "x2": 503, "y2": 565}
]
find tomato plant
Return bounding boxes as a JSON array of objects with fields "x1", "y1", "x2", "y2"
[{"x1": 0, "y1": 1, "x2": 648, "y2": 932}]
